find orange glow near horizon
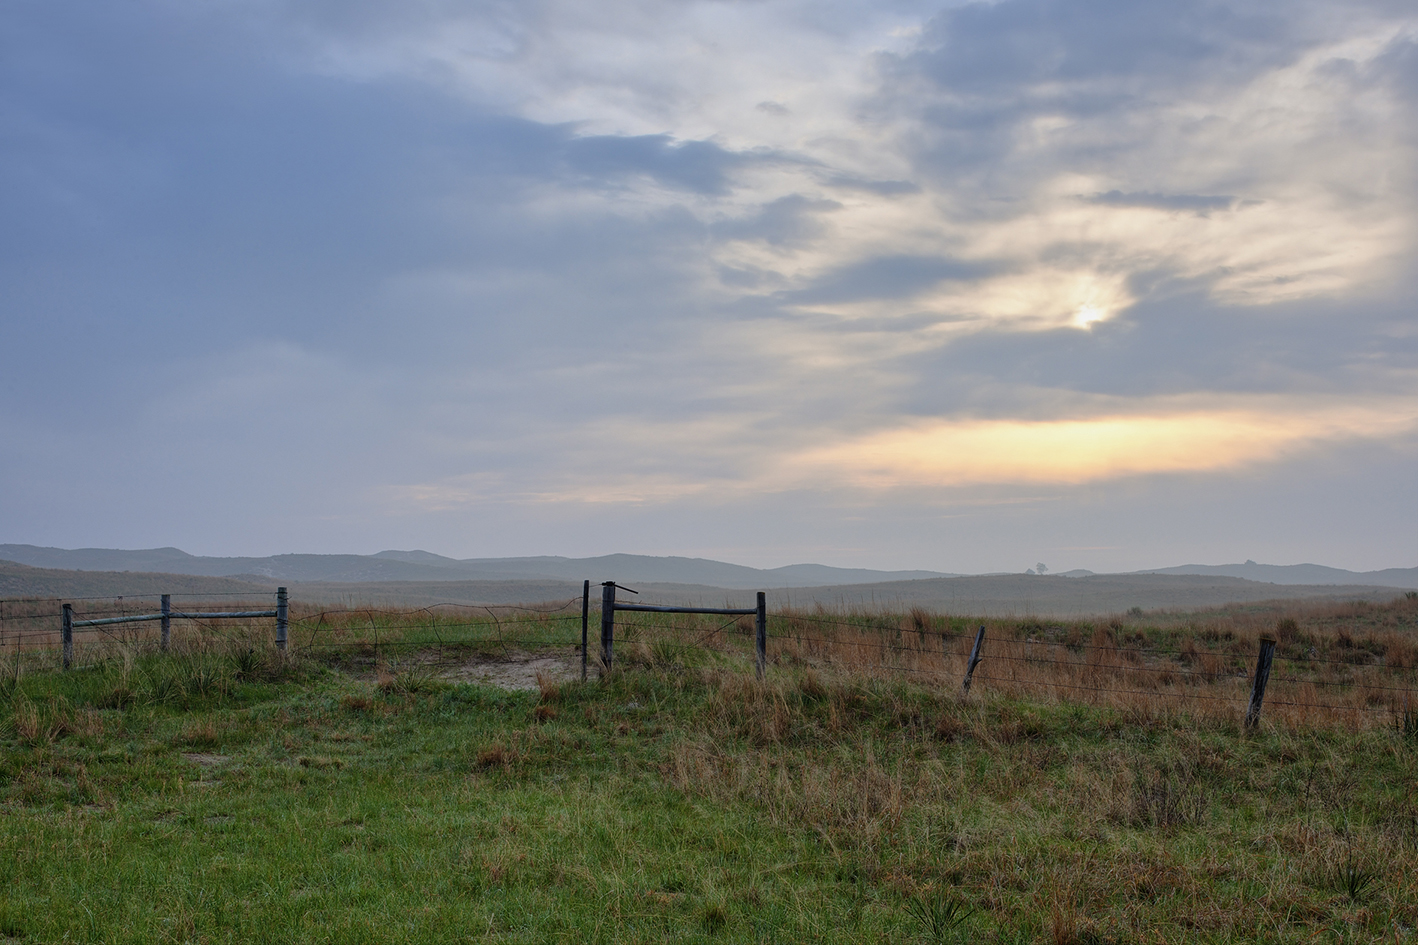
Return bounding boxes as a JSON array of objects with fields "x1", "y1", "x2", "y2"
[{"x1": 789, "y1": 405, "x2": 1417, "y2": 488}]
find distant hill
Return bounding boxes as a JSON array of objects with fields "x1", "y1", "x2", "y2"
[
  {"x1": 287, "y1": 573, "x2": 1413, "y2": 615},
  {"x1": 0, "y1": 560, "x2": 273, "y2": 600},
  {"x1": 0, "y1": 545, "x2": 956, "y2": 589},
  {"x1": 751, "y1": 573, "x2": 1411, "y2": 615},
  {"x1": 1137, "y1": 561, "x2": 1418, "y2": 588},
  {"x1": 0, "y1": 560, "x2": 1409, "y2": 616},
  {"x1": 2, "y1": 545, "x2": 1413, "y2": 604}
]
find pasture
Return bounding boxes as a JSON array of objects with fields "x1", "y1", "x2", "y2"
[{"x1": 1, "y1": 594, "x2": 1417, "y2": 943}]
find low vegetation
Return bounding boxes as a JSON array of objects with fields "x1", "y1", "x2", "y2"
[{"x1": 1, "y1": 595, "x2": 1416, "y2": 942}]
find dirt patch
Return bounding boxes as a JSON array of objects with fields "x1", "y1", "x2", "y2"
[{"x1": 432, "y1": 649, "x2": 582, "y2": 691}]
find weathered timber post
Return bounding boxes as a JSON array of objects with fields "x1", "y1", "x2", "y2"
[
  {"x1": 755, "y1": 591, "x2": 767, "y2": 680},
  {"x1": 160, "y1": 594, "x2": 171, "y2": 652},
  {"x1": 62, "y1": 603, "x2": 73, "y2": 670},
  {"x1": 275, "y1": 587, "x2": 288, "y2": 651},
  {"x1": 1245, "y1": 636, "x2": 1276, "y2": 730},
  {"x1": 581, "y1": 580, "x2": 590, "y2": 681},
  {"x1": 962, "y1": 624, "x2": 986, "y2": 694},
  {"x1": 600, "y1": 582, "x2": 616, "y2": 673}
]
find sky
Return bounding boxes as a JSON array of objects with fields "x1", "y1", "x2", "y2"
[{"x1": 1, "y1": 0, "x2": 1416, "y2": 574}]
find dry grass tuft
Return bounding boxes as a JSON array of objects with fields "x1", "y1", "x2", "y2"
[
  {"x1": 475, "y1": 743, "x2": 514, "y2": 771},
  {"x1": 536, "y1": 672, "x2": 561, "y2": 704},
  {"x1": 176, "y1": 719, "x2": 220, "y2": 749},
  {"x1": 10, "y1": 695, "x2": 102, "y2": 747},
  {"x1": 705, "y1": 674, "x2": 793, "y2": 747}
]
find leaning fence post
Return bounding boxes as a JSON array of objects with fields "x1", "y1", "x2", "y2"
[
  {"x1": 600, "y1": 582, "x2": 616, "y2": 673},
  {"x1": 1245, "y1": 636, "x2": 1276, "y2": 730},
  {"x1": 755, "y1": 592, "x2": 767, "y2": 680},
  {"x1": 161, "y1": 594, "x2": 171, "y2": 652},
  {"x1": 275, "y1": 587, "x2": 288, "y2": 651},
  {"x1": 62, "y1": 603, "x2": 73, "y2": 670},
  {"x1": 581, "y1": 580, "x2": 590, "y2": 681},
  {"x1": 962, "y1": 624, "x2": 986, "y2": 693}
]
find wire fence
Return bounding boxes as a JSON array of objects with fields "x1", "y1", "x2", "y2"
[
  {"x1": 0, "y1": 591, "x2": 291, "y2": 670},
  {"x1": 286, "y1": 598, "x2": 587, "y2": 674},
  {"x1": 7, "y1": 585, "x2": 1416, "y2": 728},
  {"x1": 605, "y1": 600, "x2": 1418, "y2": 729}
]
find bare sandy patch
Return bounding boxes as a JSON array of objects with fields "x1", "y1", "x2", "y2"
[{"x1": 437, "y1": 651, "x2": 581, "y2": 690}]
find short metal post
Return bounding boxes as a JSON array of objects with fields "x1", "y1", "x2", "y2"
[
  {"x1": 1245, "y1": 636, "x2": 1276, "y2": 730},
  {"x1": 755, "y1": 592, "x2": 767, "y2": 680},
  {"x1": 62, "y1": 603, "x2": 73, "y2": 670},
  {"x1": 276, "y1": 587, "x2": 288, "y2": 651},
  {"x1": 161, "y1": 594, "x2": 171, "y2": 652},
  {"x1": 581, "y1": 580, "x2": 590, "y2": 682},
  {"x1": 600, "y1": 582, "x2": 616, "y2": 673},
  {"x1": 962, "y1": 625, "x2": 986, "y2": 694}
]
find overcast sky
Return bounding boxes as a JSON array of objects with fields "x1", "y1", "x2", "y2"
[{"x1": 2, "y1": 0, "x2": 1415, "y2": 573}]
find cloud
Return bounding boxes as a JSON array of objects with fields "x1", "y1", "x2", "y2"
[
  {"x1": 866, "y1": 0, "x2": 1417, "y2": 317},
  {"x1": 2, "y1": 0, "x2": 1416, "y2": 572},
  {"x1": 561, "y1": 133, "x2": 767, "y2": 195},
  {"x1": 823, "y1": 176, "x2": 921, "y2": 196},
  {"x1": 1084, "y1": 190, "x2": 1238, "y2": 214},
  {"x1": 711, "y1": 194, "x2": 843, "y2": 247},
  {"x1": 781, "y1": 254, "x2": 994, "y2": 305}
]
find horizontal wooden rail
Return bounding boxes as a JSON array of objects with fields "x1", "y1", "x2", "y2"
[
  {"x1": 613, "y1": 604, "x2": 757, "y2": 616},
  {"x1": 60, "y1": 587, "x2": 288, "y2": 668},
  {"x1": 71, "y1": 610, "x2": 276, "y2": 628},
  {"x1": 599, "y1": 583, "x2": 767, "y2": 679}
]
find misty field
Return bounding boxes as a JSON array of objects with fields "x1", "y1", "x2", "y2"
[{"x1": 2, "y1": 594, "x2": 1418, "y2": 943}]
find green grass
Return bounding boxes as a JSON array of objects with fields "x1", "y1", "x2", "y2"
[{"x1": 2, "y1": 623, "x2": 1418, "y2": 943}]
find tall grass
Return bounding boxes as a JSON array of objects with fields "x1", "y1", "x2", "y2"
[
  {"x1": 623, "y1": 593, "x2": 1418, "y2": 731},
  {"x1": 5, "y1": 593, "x2": 1414, "y2": 730}
]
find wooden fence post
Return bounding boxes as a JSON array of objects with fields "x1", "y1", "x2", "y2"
[
  {"x1": 962, "y1": 625, "x2": 986, "y2": 693},
  {"x1": 161, "y1": 594, "x2": 171, "y2": 652},
  {"x1": 62, "y1": 603, "x2": 73, "y2": 670},
  {"x1": 581, "y1": 580, "x2": 590, "y2": 681},
  {"x1": 600, "y1": 582, "x2": 616, "y2": 673},
  {"x1": 1245, "y1": 636, "x2": 1276, "y2": 730},
  {"x1": 276, "y1": 587, "x2": 288, "y2": 651},
  {"x1": 755, "y1": 591, "x2": 767, "y2": 680}
]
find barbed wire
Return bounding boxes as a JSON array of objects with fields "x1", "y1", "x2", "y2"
[
  {"x1": 605, "y1": 619, "x2": 1412, "y2": 716},
  {"x1": 295, "y1": 638, "x2": 572, "y2": 654},
  {"x1": 774, "y1": 610, "x2": 1411, "y2": 670},
  {"x1": 291, "y1": 597, "x2": 582, "y2": 621},
  {"x1": 6, "y1": 594, "x2": 1414, "y2": 721},
  {"x1": 964, "y1": 672, "x2": 1387, "y2": 713}
]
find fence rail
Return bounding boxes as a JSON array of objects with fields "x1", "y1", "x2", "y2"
[
  {"x1": 0, "y1": 588, "x2": 291, "y2": 670},
  {"x1": 597, "y1": 582, "x2": 767, "y2": 680}
]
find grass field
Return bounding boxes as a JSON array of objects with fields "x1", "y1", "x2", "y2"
[{"x1": 2, "y1": 595, "x2": 1417, "y2": 943}]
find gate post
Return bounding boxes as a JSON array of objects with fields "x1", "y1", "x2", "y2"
[
  {"x1": 1245, "y1": 636, "x2": 1276, "y2": 730},
  {"x1": 62, "y1": 603, "x2": 73, "y2": 670},
  {"x1": 600, "y1": 582, "x2": 616, "y2": 673},
  {"x1": 962, "y1": 625, "x2": 986, "y2": 693},
  {"x1": 581, "y1": 580, "x2": 590, "y2": 681},
  {"x1": 276, "y1": 587, "x2": 288, "y2": 651},
  {"x1": 161, "y1": 594, "x2": 171, "y2": 652},
  {"x1": 755, "y1": 592, "x2": 767, "y2": 680}
]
